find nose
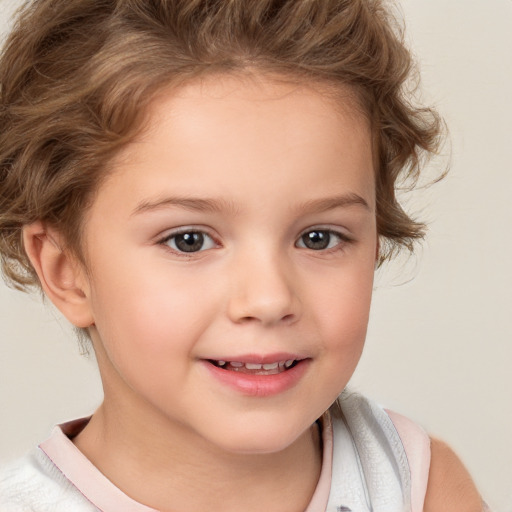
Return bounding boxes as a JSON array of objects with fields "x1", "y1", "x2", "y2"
[{"x1": 226, "y1": 249, "x2": 300, "y2": 326}]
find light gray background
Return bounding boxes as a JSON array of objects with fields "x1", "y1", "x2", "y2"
[{"x1": 0, "y1": 0, "x2": 511, "y2": 510}]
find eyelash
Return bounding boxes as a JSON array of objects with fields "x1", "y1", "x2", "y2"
[{"x1": 158, "y1": 227, "x2": 353, "y2": 256}]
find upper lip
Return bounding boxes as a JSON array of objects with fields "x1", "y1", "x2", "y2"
[{"x1": 203, "y1": 353, "x2": 307, "y2": 364}]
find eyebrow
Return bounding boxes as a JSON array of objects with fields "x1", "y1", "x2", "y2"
[
  {"x1": 132, "y1": 196, "x2": 240, "y2": 216},
  {"x1": 131, "y1": 193, "x2": 371, "y2": 217},
  {"x1": 295, "y1": 193, "x2": 372, "y2": 214}
]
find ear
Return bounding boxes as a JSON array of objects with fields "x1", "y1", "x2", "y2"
[{"x1": 23, "y1": 221, "x2": 94, "y2": 328}]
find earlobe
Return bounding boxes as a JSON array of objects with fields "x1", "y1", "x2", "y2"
[{"x1": 23, "y1": 221, "x2": 94, "y2": 328}]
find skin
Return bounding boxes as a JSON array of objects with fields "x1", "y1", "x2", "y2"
[
  {"x1": 23, "y1": 74, "x2": 482, "y2": 511},
  {"x1": 425, "y1": 439, "x2": 484, "y2": 512}
]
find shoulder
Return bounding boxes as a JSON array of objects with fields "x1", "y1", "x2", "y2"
[
  {"x1": 334, "y1": 393, "x2": 485, "y2": 511},
  {"x1": 0, "y1": 448, "x2": 97, "y2": 511},
  {"x1": 424, "y1": 438, "x2": 483, "y2": 512},
  {"x1": 386, "y1": 411, "x2": 484, "y2": 512}
]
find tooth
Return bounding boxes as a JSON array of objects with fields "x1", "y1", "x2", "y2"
[
  {"x1": 217, "y1": 361, "x2": 226, "y2": 366},
  {"x1": 284, "y1": 360, "x2": 295, "y2": 368},
  {"x1": 230, "y1": 362, "x2": 243, "y2": 367},
  {"x1": 245, "y1": 363, "x2": 262, "y2": 370},
  {"x1": 278, "y1": 361, "x2": 285, "y2": 367},
  {"x1": 263, "y1": 362, "x2": 279, "y2": 370}
]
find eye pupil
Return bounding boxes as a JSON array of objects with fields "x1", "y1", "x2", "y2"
[
  {"x1": 175, "y1": 232, "x2": 204, "y2": 252},
  {"x1": 303, "y1": 230, "x2": 330, "y2": 250}
]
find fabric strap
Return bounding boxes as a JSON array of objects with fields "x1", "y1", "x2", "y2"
[{"x1": 326, "y1": 392, "x2": 417, "y2": 512}]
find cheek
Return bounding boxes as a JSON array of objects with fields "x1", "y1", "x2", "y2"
[
  {"x1": 87, "y1": 275, "x2": 202, "y2": 400},
  {"x1": 87, "y1": 256, "x2": 220, "y2": 359},
  {"x1": 309, "y1": 259, "x2": 374, "y2": 358}
]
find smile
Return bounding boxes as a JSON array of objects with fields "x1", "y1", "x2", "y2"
[
  {"x1": 208, "y1": 359, "x2": 299, "y2": 375},
  {"x1": 203, "y1": 356, "x2": 310, "y2": 396}
]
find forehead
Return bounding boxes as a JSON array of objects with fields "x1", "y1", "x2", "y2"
[
  {"x1": 148, "y1": 72, "x2": 369, "y2": 129},
  {"x1": 97, "y1": 73, "x2": 374, "y2": 215},
  {"x1": 145, "y1": 73, "x2": 371, "y2": 154}
]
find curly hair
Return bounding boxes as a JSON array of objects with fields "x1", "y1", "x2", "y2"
[{"x1": 0, "y1": 0, "x2": 442, "y2": 291}]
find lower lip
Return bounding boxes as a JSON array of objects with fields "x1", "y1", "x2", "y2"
[{"x1": 202, "y1": 360, "x2": 311, "y2": 397}]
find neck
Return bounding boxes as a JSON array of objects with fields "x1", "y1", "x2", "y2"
[{"x1": 73, "y1": 396, "x2": 323, "y2": 512}]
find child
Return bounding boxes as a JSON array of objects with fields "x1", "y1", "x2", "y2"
[{"x1": 0, "y1": 0, "x2": 487, "y2": 511}]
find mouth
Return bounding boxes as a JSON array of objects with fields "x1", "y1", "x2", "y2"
[
  {"x1": 207, "y1": 359, "x2": 302, "y2": 376},
  {"x1": 203, "y1": 356, "x2": 310, "y2": 396}
]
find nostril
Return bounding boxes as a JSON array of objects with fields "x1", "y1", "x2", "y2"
[
  {"x1": 226, "y1": 269, "x2": 300, "y2": 325},
  {"x1": 237, "y1": 311, "x2": 295, "y2": 325}
]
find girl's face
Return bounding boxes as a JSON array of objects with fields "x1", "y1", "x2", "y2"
[{"x1": 80, "y1": 74, "x2": 377, "y2": 454}]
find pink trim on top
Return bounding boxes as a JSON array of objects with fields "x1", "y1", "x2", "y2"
[
  {"x1": 386, "y1": 410, "x2": 431, "y2": 512},
  {"x1": 39, "y1": 416, "x2": 334, "y2": 512},
  {"x1": 39, "y1": 418, "x2": 157, "y2": 512},
  {"x1": 304, "y1": 414, "x2": 334, "y2": 512}
]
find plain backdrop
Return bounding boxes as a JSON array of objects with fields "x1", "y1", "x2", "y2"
[{"x1": 0, "y1": 0, "x2": 511, "y2": 510}]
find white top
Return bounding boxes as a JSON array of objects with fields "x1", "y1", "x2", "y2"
[{"x1": 0, "y1": 392, "x2": 431, "y2": 512}]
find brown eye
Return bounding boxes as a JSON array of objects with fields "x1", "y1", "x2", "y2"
[{"x1": 164, "y1": 231, "x2": 215, "y2": 253}]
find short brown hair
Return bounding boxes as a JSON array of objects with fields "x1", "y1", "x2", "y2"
[{"x1": 0, "y1": 0, "x2": 442, "y2": 291}]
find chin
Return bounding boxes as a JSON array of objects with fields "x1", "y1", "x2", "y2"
[{"x1": 204, "y1": 418, "x2": 314, "y2": 456}]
